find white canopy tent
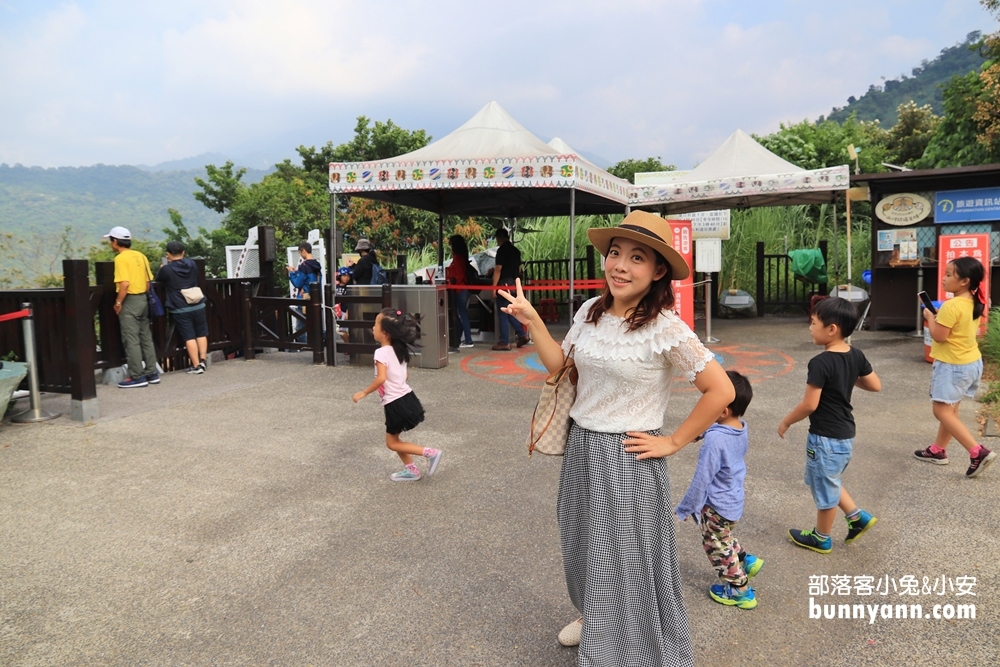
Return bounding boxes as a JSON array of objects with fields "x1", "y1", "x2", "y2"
[
  {"x1": 328, "y1": 101, "x2": 632, "y2": 312},
  {"x1": 633, "y1": 129, "x2": 849, "y2": 215}
]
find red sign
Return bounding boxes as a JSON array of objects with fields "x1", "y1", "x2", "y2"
[
  {"x1": 937, "y1": 233, "x2": 990, "y2": 335},
  {"x1": 667, "y1": 219, "x2": 695, "y2": 330}
]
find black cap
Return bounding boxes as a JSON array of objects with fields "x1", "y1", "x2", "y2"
[{"x1": 166, "y1": 241, "x2": 185, "y2": 255}]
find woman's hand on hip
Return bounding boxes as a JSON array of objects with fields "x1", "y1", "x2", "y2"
[{"x1": 623, "y1": 431, "x2": 681, "y2": 459}]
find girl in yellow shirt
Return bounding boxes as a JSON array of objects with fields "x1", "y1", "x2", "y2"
[{"x1": 917, "y1": 257, "x2": 995, "y2": 477}]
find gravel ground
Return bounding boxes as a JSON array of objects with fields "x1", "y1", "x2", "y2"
[{"x1": 1, "y1": 316, "x2": 998, "y2": 666}]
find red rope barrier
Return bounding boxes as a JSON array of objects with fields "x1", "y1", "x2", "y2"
[
  {"x1": 444, "y1": 280, "x2": 607, "y2": 291},
  {"x1": 0, "y1": 309, "x2": 30, "y2": 323},
  {"x1": 441, "y1": 279, "x2": 695, "y2": 291}
]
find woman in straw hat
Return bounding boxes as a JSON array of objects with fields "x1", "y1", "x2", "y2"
[{"x1": 499, "y1": 210, "x2": 734, "y2": 666}]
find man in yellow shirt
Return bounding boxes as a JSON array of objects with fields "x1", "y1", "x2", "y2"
[{"x1": 105, "y1": 226, "x2": 159, "y2": 388}]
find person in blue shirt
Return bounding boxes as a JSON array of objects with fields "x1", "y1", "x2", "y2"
[{"x1": 676, "y1": 370, "x2": 762, "y2": 610}]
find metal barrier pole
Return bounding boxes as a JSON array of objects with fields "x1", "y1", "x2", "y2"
[
  {"x1": 702, "y1": 274, "x2": 719, "y2": 345},
  {"x1": 12, "y1": 303, "x2": 60, "y2": 423},
  {"x1": 908, "y1": 267, "x2": 924, "y2": 338}
]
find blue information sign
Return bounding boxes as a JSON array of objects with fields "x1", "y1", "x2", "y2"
[{"x1": 935, "y1": 187, "x2": 1000, "y2": 224}]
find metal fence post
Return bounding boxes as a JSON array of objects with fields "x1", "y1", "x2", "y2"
[{"x1": 12, "y1": 303, "x2": 60, "y2": 423}]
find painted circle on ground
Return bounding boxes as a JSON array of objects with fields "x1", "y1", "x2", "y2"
[{"x1": 460, "y1": 343, "x2": 795, "y2": 390}]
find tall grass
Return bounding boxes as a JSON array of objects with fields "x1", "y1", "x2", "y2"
[
  {"x1": 407, "y1": 207, "x2": 872, "y2": 293},
  {"x1": 721, "y1": 205, "x2": 870, "y2": 293}
]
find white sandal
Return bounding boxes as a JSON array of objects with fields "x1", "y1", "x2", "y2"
[{"x1": 557, "y1": 617, "x2": 583, "y2": 647}]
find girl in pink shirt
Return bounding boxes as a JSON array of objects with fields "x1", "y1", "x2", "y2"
[{"x1": 352, "y1": 309, "x2": 442, "y2": 481}]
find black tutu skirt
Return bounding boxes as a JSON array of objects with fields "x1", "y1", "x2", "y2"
[{"x1": 384, "y1": 391, "x2": 425, "y2": 435}]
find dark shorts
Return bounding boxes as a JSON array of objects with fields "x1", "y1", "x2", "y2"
[
  {"x1": 384, "y1": 391, "x2": 425, "y2": 435},
  {"x1": 172, "y1": 307, "x2": 208, "y2": 343}
]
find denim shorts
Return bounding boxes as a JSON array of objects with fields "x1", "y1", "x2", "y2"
[
  {"x1": 930, "y1": 359, "x2": 982, "y2": 404},
  {"x1": 804, "y1": 433, "x2": 852, "y2": 510}
]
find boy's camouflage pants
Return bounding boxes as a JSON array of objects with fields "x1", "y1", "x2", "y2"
[{"x1": 699, "y1": 504, "x2": 748, "y2": 587}]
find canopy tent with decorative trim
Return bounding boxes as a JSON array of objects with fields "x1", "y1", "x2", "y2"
[
  {"x1": 633, "y1": 129, "x2": 850, "y2": 215},
  {"x1": 328, "y1": 101, "x2": 631, "y2": 218},
  {"x1": 328, "y1": 101, "x2": 632, "y2": 316}
]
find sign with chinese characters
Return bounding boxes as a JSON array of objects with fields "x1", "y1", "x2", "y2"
[
  {"x1": 875, "y1": 193, "x2": 931, "y2": 226},
  {"x1": 695, "y1": 238, "x2": 722, "y2": 273},
  {"x1": 668, "y1": 210, "x2": 731, "y2": 240},
  {"x1": 937, "y1": 234, "x2": 990, "y2": 335},
  {"x1": 935, "y1": 187, "x2": 1000, "y2": 224},
  {"x1": 666, "y1": 219, "x2": 694, "y2": 330}
]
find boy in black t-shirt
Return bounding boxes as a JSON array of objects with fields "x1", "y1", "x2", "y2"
[{"x1": 778, "y1": 297, "x2": 882, "y2": 553}]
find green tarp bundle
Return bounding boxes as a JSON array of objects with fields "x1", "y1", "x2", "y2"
[{"x1": 788, "y1": 248, "x2": 827, "y2": 284}]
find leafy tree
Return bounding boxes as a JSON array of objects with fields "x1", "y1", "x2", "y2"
[
  {"x1": 189, "y1": 116, "x2": 452, "y2": 272},
  {"x1": 913, "y1": 70, "x2": 995, "y2": 168},
  {"x1": 754, "y1": 116, "x2": 890, "y2": 172},
  {"x1": 886, "y1": 101, "x2": 940, "y2": 166},
  {"x1": 972, "y1": 0, "x2": 1000, "y2": 154},
  {"x1": 606, "y1": 157, "x2": 676, "y2": 183},
  {"x1": 193, "y1": 161, "x2": 247, "y2": 214}
]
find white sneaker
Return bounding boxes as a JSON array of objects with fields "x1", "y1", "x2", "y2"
[
  {"x1": 557, "y1": 617, "x2": 582, "y2": 647},
  {"x1": 459, "y1": 342, "x2": 474, "y2": 348}
]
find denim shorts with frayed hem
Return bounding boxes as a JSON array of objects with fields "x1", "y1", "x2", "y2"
[
  {"x1": 929, "y1": 358, "x2": 982, "y2": 405},
  {"x1": 804, "y1": 433, "x2": 853, "y2": 510}
]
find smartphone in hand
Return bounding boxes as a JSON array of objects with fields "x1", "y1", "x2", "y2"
[{"x1": 918, "y1": 291, "x2": 937, "y2": 314}]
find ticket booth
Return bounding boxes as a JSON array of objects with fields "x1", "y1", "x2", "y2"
[{"x1": 853, "y1": 164, "x2": 1000, "y2": 330}]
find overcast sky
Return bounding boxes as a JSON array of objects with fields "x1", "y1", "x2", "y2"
[{"x1": 0, "y1": 0, "x2": 994, "y2": 171}]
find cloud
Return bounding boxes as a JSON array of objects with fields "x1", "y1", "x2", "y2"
[{"x1": 0, "y1": 0, "x2": 993, "y2": 169}]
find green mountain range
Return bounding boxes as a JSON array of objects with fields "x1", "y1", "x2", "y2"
[
  {"x1": 825, "y1": 31, "x2": 988, "y2": 126},
  {"x1": 0, "y1": 161, "x2": 271, "y2": 243}
]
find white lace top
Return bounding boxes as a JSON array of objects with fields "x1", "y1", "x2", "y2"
[{"x1": 561, "y1": 297, "x2": 715, "y2": 433}]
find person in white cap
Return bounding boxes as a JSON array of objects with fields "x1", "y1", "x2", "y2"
[{"x1": 104, "y1": 226, "x2": 159, "y2": 388}]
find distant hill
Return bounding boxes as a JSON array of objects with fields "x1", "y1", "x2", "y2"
[
  {"x1": 826, "y1": 32, "x2": 988, "y2": 126},
  {"x1": 136, "y1": 152, "x2": 280, "y2": 172},
  {"x1": 0, "y1": 162, "x2": 272, "y2": 244}
]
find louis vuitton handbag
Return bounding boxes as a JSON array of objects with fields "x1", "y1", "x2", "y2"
[{"x1": 528, "y1": 346, "x2": 578, "y2": 456}]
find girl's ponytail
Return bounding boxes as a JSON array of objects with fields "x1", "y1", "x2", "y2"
[
  {"x1": 378, "y1": 308, "x2": 420, "y2": 364},
  {"x1": 951, "y1": 257, "x2": 986, "y2": 320}
]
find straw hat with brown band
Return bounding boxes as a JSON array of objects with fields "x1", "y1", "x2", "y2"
[{"x1": 587, "y1": 210, "x2": 691, "y2": 281}]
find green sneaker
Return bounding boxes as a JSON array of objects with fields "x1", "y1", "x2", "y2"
[
  {"x1": 845, "y1": 510, "x2": 877, "y2": 543},
  {"x1": 743, "y1": 553, "x2": 764, "y2": 578},
  {"x1": 788, "y1": 528, "x2": 832, "y2": 554}
]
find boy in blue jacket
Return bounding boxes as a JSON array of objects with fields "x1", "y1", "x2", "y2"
[{"x1": 676, "y1": 370, "x2": 761, "y2": 610}]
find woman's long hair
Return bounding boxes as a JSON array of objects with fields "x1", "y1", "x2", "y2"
[
  {"x1": 950, "y1": 256, "x2": 986, "y2": 320},
  {"x1": 378, "y1": 308, "x2": 419, "y2": 364},
  {"x1": 449, "y1": 234, "x2": 469, "y2": 259},
  {"x1": 585, "y1": 248, "x2": 675, "y2": 331}
]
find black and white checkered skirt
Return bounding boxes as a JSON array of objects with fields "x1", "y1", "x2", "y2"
[{"x1": 557, "y1": 424, "x2": 694, "y2": 667}]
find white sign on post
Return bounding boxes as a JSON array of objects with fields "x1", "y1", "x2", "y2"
[{"x1": 695, "y1": 238, "x2": 722, "y2": 274}]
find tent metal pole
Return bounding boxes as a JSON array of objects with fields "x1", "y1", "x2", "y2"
[
  {"x1": 437, "y1": 212, "x2": 445, "y2": 283},
  {"x1": 846, "y1": 193, "x2": 853, "y2": 286},
  {"x1": 569, "y1": 189, "x2": 576, "y2": 322},
  {"x1": 832, "y1": 201, "x2": 838, "y2": 285},
  {"x1": 330, "y1": 194, "x2": 338, "y2": 366}
]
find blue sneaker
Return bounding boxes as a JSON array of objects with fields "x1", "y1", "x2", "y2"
[
  {"x1": 117, "y1": 377, "x2": 148, "y2": 388},
  {"x1": 390, "y1": 467, "x2": 421, "y2": 482},
  {"x1": 145, "y1": 372, "x2": 160, "y2": 384},
  {"x1": 743, "y1": 553, "x2": 764, "y2": 578},
  {"x1": 789, "y1": 528, "x2": 832, "y2": 554},
  {"x1": 709, "y1": 583, "x2": 757, "y2": 609},
  {"x1": 425, "y1": 449, "x2": 443, "y2": 478},
  {"x1": 845, "y1": 510, "x2": 877, "y2": 543}
]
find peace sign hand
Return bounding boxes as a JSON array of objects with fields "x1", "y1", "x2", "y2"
[{"x1": 497, "y1": 278, "x2": 537, "y2": 327}]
